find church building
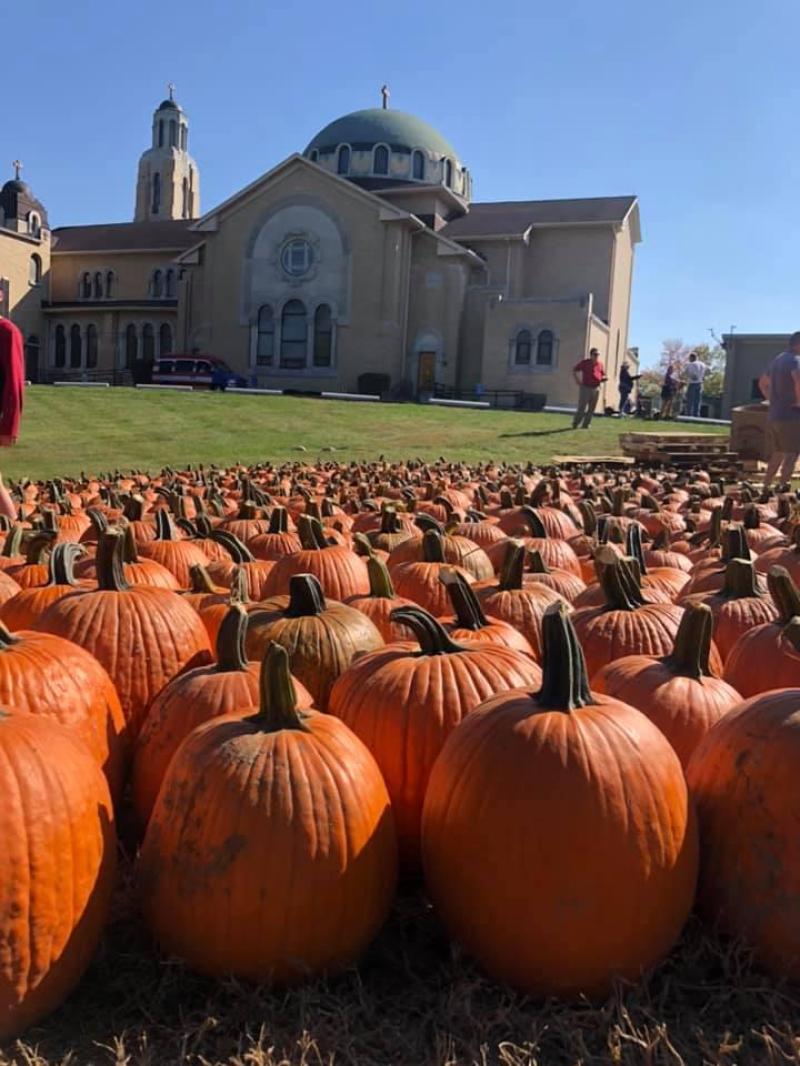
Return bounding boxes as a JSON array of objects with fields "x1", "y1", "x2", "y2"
[{"x1": 0, "y1": 89, "x2": 641, "y2": 409}]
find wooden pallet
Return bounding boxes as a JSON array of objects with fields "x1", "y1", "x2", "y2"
[
  {"x1": 619, "y1": 432, "x2": 742, "y2": 471},
  {"x1": 552, "y1": 454, "x2": 634, "y2": 468}
]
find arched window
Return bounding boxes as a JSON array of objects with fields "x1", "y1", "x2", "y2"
[
  {"x1": 152, "y1": 270, "x2": 163, "y2": 298},
  {"x1": 373, "y1": 145, "x2": 389, "y2": 176},
  {"x1": 158, "y1": 120, "x2": 165, "y2": 147},
  {"x1": 256, "y1": 305, "x2": 275, "y2": 366},
  {"x1": 165, "y1": 269, "x2": 176, "y2": 297},
  {"x1": 54, "y1": 325, "x2": 66, "y2": 368},
  {"x1": 514, "y1": 329, "x2": 532, "y2": 366},
  {"x1": 444, "y1": 159, "x2": 453, "y2": 187},
  {"x1": 86, "y1": 324, "x2": 98, "y2": 369},
  {"x1": 169, "y1": 120, "x2": 177, "y2": 147},
  {"x1": 80, "y1": 272, "x2": 91, "y2": 299},
  {"x1": 309, "y1": 149, "x2": 319, "y2": 163},
  {"x1": 336, "y1": 145, "x2": 350, "y2": 176},
  {"x1": 93, "y1": 271, "x2": 103, "y2": 299},
  {"x1": 536, "y1": 329, "x2": 554, "y2": 366},
  {"x1": 280, "y1": 300, "x2": 308, "y2": 369},
  {"x1": 159, "y1": 323, "x2": 173, "y2": 356},
  {"x1": 69, "y1": 324, "x2": 82, "y2": 369},
  {"x1": 182, "y1": 177, "x2": 189, "y2": 219},
  {"x1": 313, "y1": 304, "x2": 333, "y2": 368},
  {"x1": 124, "y1": 324, "x2": 138, "y2": 369},
  {"x1": 180, "y1": 125, "x2": 187, "y2": 150},
  {"x1": 106, "y1": 270, "x2": 114, "y2": 298},
  {"x1": 152, "y1": 173, "x2": 161, "y2": 215},
  {"x1": 412, "y1": 150, "x2": 425, "y2": 181},
  {"x1": 142, "y1": 323, "x2": 155, "y2": 363},
  {"x1": 28, "y1": 213, "x2": 41, "y2": 238},
  {"x1": 29, "y1": 254, "x2": 42, "y2": 286}
]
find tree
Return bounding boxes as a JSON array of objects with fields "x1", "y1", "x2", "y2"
[{"x1": 638, "y1": 340, "x2": 726, "y2": 400}]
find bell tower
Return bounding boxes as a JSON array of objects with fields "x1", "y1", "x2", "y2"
[{"x1": 134, "y1": 85, "x2": 200, "y2": 223}]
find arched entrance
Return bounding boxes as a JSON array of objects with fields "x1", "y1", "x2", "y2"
[{"x1": 412, "y1": 330, "x2": 442, "y2": 399}]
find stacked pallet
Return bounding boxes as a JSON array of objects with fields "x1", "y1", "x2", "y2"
[{"x1": 619, "y1": 431, "x2": 742, "y2": 476}]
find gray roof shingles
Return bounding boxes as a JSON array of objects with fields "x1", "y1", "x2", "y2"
[
  {"x1": 52, "y1": 219, "x2": 198, "y2": 253},
  {"x1": 440, "y1": 196, "x2": 637, "y2": 239}
]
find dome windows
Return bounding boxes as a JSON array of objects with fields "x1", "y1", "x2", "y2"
[
  {"x1": 412, "y1": 150, "x2": 425, "y2": 181},
  {"x1": 373, "y1": 145, "x2": 389, "y2": 176},
  {"x1": 281, "y1": 238, "x2": 313, "y2": 278},
  {"x1": 336, "y1": 145, "x2": 351, "y2": 176},
  {"x1": 444, "y1": 158, "x2": 453, "y2": 188}
]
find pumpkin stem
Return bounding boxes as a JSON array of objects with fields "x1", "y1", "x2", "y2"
[
  {"x1": 1, "y1": 525, "x2": 24, "y2": 559},
  {"x1": 517, "y1": 506, "x2": 547, "y2": 539},
  {"x1": 665, "y1": 602, "x2": 713, "y2": 679},
  {"x1": 625, "y1": 523, "x2": 648, "y2": 575},
  {"x1": 215, "y1": 603, "x2": 250, "y2": 672},
  {"x1": 782, "y1": 617, "x2": 800, "y2": 656},
  {"x1": 268, "y1": 507, "x2": 288, "y2": 534},
  {"x1": 743, "y1": 505, "x2": 760, "y2": 531},
  {"x1": 351, "y1": 532, "x2": 374, "y2": 559},
  {"x1": 389, "y1": 605, "x2": 469, "y2": 655},
  {"x1": 596, "y1": 548, "x2": 645, "y2": 611},
  {"x1": 254, "y1": 643, "x2": 310, "y2": 732},
  {"x1": 210, "y1": 529, "x2": 255, "y2": 564},
  {"x1": 497, "y1": 540, "x2": 526, "y2": 590},
  {"x1": 577, "y1": 500, "x2": 597, "y2": 537},
  {"x1": 414, "y1": 513, "x2": 443, "y2": 534},
  {"x1": 95, "y1": 530, "x2": 130, "y2": 592},
  {"x1": 187, "y1": 563, "x2": 219, "y2": 594},
  {"x1": 229, "y1": 565, "x2": 250, "y2": 604},
  {"x1": 527, "y1": 549, "x2": 551, "y2": 575},
  {"x1": 0, "y1": 621, "x2": 20, "y2": 651},
  {"x1": 24, "y1": 529, "x2": 57, "y2": 565},
  {"x1": 440, "y1": 567, "x2": 490, "y2": 630},
  {"x1": 286, "y1": 573, "x2": 327, "y2": 617},
  {"x1": 721, "y1": 524, "x2": 748, "y2": 565},
  {"x1": 367, "y1": 556, "x2": 396, "y2": 599},
  {"x1": 421, "y1": 529, "x2": 447, "y2": 564},
  {"x1": 767, "y1": 566, "x2": 800, "y2": 624},
  {"x1": 296, "y1": 515, "x2": 329, "y2": 551},
  {"x1": 380, "y1": 510, "x2": 402, "y2": 534},
  {"x1": 536, "y1": 602, "x2": 593, "y2": 711},
  {"x1": 722, "y1": 558, "x2": 762, "y2": 600},
  {"x1": 153, "y1": 509, "x2": 178, "y2": 542},
  {"x1": 46, "y1": 542, "x2": 84, "y2": 587}
]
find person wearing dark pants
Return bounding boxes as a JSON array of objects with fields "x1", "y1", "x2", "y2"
[
  {"x1": 684, "y1": 351, "x2": 707, "y2": 418},
  {"x1": 572, "y1": 349, "x2": 606, "y2": 429},
  {"x1": 618, "y1": 362, "x2": 640, "y2": 415}
]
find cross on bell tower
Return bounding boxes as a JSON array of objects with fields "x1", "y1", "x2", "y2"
[
  {"x1": 381, "y1": 85, "x2": 390, "y2": 110},
  {"x1": 167, "y1": 81, "x2": 176, "y2": 102},
  {"x1": 11, "y1": 160, "x2": 22, "y2": 181}
]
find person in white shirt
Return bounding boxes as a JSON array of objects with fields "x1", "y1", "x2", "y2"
[{"x1": 684, "y1": 352, "x2": 707, "y2": 417}]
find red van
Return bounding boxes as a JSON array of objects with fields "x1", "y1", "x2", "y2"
[{"x1": 151, "y1": 355, "x2": 248, "y2": 390}]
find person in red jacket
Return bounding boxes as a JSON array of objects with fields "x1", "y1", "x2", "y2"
[
  {"x1": 0, "y1": 293, "x2": 24, "y2": 446},
  {"x1": 572, "y1": 348, "x2": 606, "y2": 429}
]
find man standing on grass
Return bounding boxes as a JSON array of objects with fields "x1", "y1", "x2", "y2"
[
  {"x1": 758, "y1": 331, "x2": 800, "y2": 490},
  {"x1": 684, "y1": 351, "x2": 707, "y2": 418},
  {"x1": 572, "y1": 348, "x2": 606, "y2": 429}
]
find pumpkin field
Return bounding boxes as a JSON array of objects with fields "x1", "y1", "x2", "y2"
[{"x1": 1, "y1": 394, "x2": 800, "y2": 1065}]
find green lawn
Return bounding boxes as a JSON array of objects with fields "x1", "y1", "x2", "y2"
[{"x1": 7, "y1": 387, "x2": 725, "y2": 480}]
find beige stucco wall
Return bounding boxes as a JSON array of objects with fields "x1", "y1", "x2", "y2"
[
  {"x1": 523, "y1": 227, "x2": 614, "y2": 320},
  {"x1": 722, "y1": 335, "x2": 786, "y2": 415},
  {"x1": 479, "y1": 297, "x2": 591, "y2": 406},
  {"x1": 406, "y1": 232, "x2": 470, "y2": 391},
  {"x1": 604, "y1": 222, "x2": 635, "y2": 394},
  {"x1": 0, "y1": 229, "x2": 50, "y2": 344},
  {"x1": 50, "y1": 249, "x2": 180, "y2": 303}
]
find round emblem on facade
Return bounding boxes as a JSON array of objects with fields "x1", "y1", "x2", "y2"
[{"x1": 280, "y1": 238, "x2": 314, "y2": 278}]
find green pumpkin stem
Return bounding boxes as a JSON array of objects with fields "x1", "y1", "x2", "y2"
[
  {"x1": 421, "y1": 529, "x2": 447, "y2": 564},
  {"x1": 389, "y1": 605, "x2": 468, "y2": 655},
  {"x1": 215, "y1": 603, "x2": 250, "y2": 672},
  {"x1": 596, "y1": 548, "x2": 645, "y2": 611},
  {"x1": 625, "y1": 523, "x2": 648, "y2": 575},
  {"x1": 665, "y1": 602, "x2": 713, "y2": 679},
  {"x1": 95, "y1": 530, "x2": 130, "y2": 592},
  {"x1": 255, "y1": 642, "x2": 309, "y2": 732},
  {"x1": 527, "y1": 549, "x2": 551, "y2": 575},
  {"x1": 722, "y1": 558, "x2": 762, "y2": 600},
  {"x1": 268, "y1": 507, "x2": 288, "y2": 534},
  {"x1": 154, "y1": 509, "x2": 178, "y2": 542},
  {"x1": 497, "y1": 540, "x2": 526, "y2": 590},
  {"x1": 286, "y1": 573, "x2": 326, "y2": 617},
  {"x1": 367, "y1": 556, "x2": 396, "y2": 599},
  {"x1": 380, "y1": 510, "x2": 402, "y2": 534},
  {"x1": 767, "y1": 566, "x2": 800, "y2": 624},
  {"x1": 229, "y1": 565, "x2": 250, "y2": 604},
  {"x1": 24, "y1": 529, "x2": 57, "y2": 565},
  {"x1": 517, "y1": 506, "x2": 547, "y2": 539},
  {"x1": 536, "y1": 602, "x2": 593, "y2": 711},
  {"x1": 46, "y1": 542, "x2": 84, "y2": 587},
  {"x1": 187, "y1": 564, "x2": 219, "y2": 594},
  {"x1": 210, "y1": 529, "x2": 255, "y2": 564},
  {"x1": 0, "y1": 621, "x2": 20, "y2": 651},
  {"x1": 577, "y1": 500, "x2": 597, "y2": 537},
  {"x1": 297, "y1": 515, "x2": 329, "y2": 551},
  {"x1": 721, "y1": 524, "x2": 748, "y2": 565},
  {"x1": 440, "y1": 567, "x2": 489, "y2": 630}
]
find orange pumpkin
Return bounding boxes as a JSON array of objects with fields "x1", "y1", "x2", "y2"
[
  {"x1": 438, "y1": 567, "x2": 535, "y2": 656},
  {"x1": 0, "y1": 542, "x2": 89, "y2": 631},
  {"x1": 138, "y1": 643, "x2": 397, "y2": 981},
  {"x1": 681, "y1": 558, "x2": 778, "y2": 662},
  {"x1": 345, "y1": 555, "x2": 417, "y2": 642},
  {"x1": 137, "y1": 510, "x2": 211, "y2": 587},
  {"x1": 0, "y1": 709, "x2": 116, "y2": 1040},
  {"x1": 263, "y1": 516, "x2": 370, "y2": 600},
  {"x1": 724, "y1": 566, "x2": 800, "y2": 696},
  {"x1": 391, "y1": 530, "x2": 476, "y2": 617},
  {"x1": 421, "y1": 602, "x2": 698, "y2": 999}
]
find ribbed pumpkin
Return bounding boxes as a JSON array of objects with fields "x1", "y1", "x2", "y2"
[
  {"x1": 687, "y1": 687, "x2": 800, "y2": 979},
  {"x1": 572, "y1": 550, "x2": 704, "y2": 682},
  {"x1": 75, "y1": 524, "x2": 180, "y2": 589},
  {"x1": 204, "y1": 530, "x2": 275, "y2": 600},
  {"x1": 132, "y1": 604, "x2": 312, "y2": 829},
  {"x1": 391, "y1": 530, "x2": 476, "y2": 617},
  {"x1": 345, "y1": 556, "x2": 417, "y2": 642},
  {"x1": 365, "y1": 509, "x2": 418, "y2": 554},
  {"x1": 36, "y1": 530, "x2": 212, "y2": 738},
  {"x1": 592, "y1": 603, "x2": 741, "y2": 769},
  {"x1": 0, "y1": 569, "x2": 22, "y2": 612},
  {"x1": 438, "y1": 568, "x2": 535, "y2": 656},
  {"x1": 263, "y1": 516, "x2": 370, "y2": 600},
  {"x1": 525, "y1": 549, "x2": 587, "y2": 603},
  {"x1": 139, "y1": 643, "x2": 397, "y2": 981},
  {"x1": 0, "y1": 621, "x2": 127, "y2": 797},
  {"x1": 754, "y1": 526, "x2": 800, "y2": 584},
  {"x1": 137, "y1": 510, "x2": 211, "y2": 587},
  {"x1": 681, "y1": 558, "x2": 778, "y2": 662},
  {"x1": 474, "y1": 541, "x2": 565, "y2": 659},
  {"x1": 495, "y1": 507, "x2": 583, "y2": 577},
  {"x1": 0, "y1": 543, "x2": 89, "y2": 631},
  {"x1": 626, "y1": 524, "x2": 691, "y2": 602},
  {"x1": 421, "y1": 602, "x2": 698, "y2": 999},
  {"x1": 247, "y1": 507, "x2": 302, "y2": 560},
  {"x1": 329, "y1": 605, "x2": 541, "y2": 866},
  {"x1": 0, "y1": 708, "x2": 116, "y2": 1041},
  {"x1": 6, "y1": 530, "x2": 58, "y2": 590},
  {"x1": 724, "y1": 566, "x2": 800, "y2": 696},
  {"x1": 246, "y1": 573, "x2": 383, "y2": 710}
]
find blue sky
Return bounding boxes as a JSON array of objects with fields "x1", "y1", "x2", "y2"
[{"x1": 5, "y1": 0, "x2": 798, "y2": 365}]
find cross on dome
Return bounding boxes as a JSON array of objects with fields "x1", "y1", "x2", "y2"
[
  {"x1": 381, "y1": 85, "x2": 390, "y2": 110},
  {"x1": 11, "y1": 160, "x2": 22, "y2": 181},
  {"x1": 167, "y1": 82, "x2": 176, "y2": 102}
]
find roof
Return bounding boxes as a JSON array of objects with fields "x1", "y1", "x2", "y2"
[
  {"x1": 440, "y1": 196, "x2": 638, "y2": 239},
  {"x1": 305, "y1": 108, "x2": 459, "y2": 160},
  {"x1": 52, "y1": 219, "x2": 198, "y2": 253}
]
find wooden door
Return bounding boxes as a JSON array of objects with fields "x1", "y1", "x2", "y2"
[{"x1": 418, "y1": 351, "x2": 437, "y2": 392}]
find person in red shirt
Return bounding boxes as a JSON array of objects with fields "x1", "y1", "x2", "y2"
[{"x1": 572, "y1": 348, "x2": 606, "y2": 429}]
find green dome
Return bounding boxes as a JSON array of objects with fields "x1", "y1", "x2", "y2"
[{"x1": 305, "y1": 108, "x2": 459, "y2": 160}]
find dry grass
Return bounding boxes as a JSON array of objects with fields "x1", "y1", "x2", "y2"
[{"x1": 3, "y1": 854, "x2": 800, "y2": 1066}]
